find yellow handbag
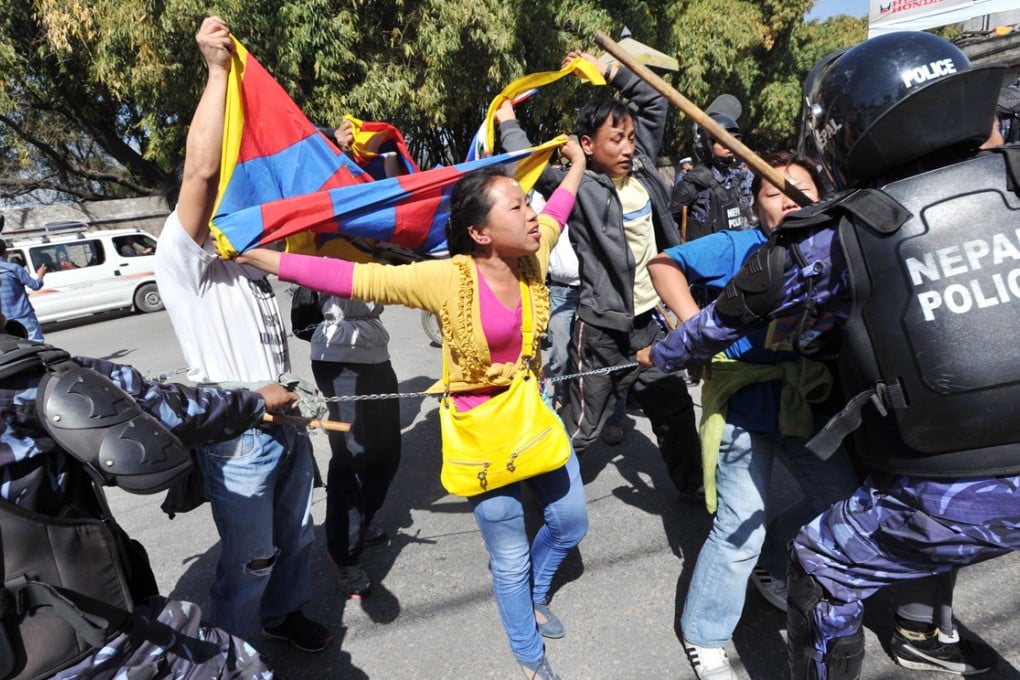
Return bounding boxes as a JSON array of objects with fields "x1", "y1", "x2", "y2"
[{"x1": 438, "y1": 280, "x2": 571, "y2": 497}]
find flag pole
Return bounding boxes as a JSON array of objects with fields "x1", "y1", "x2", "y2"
[{"x1": 593, "y1": 31, "x2": 814, "y2": 207}]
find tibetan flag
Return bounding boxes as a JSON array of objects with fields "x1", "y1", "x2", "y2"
[
  {"x1": 343, "y1": 114, "x2": 420, "y2": 179},
  {"x1": 209, "y1": 37, "x2": 565, "y2": 258},
  {"x1": 212, "y1": 135, "x2": 567, "y2": 257},
  {"x1": 466, "y1": 57, "x2": 606, "y2": 162},
  {"x1": 209, "y1": 37, "x2": 371, "y2": 257}
]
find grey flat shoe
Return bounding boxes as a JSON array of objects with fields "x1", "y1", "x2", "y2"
[
  {"x1": 534, "y1": 602, "x2": 565, "y2": 639},
  {"x1": 520, "y1": 655, "x2": 561, "y2": 680}
]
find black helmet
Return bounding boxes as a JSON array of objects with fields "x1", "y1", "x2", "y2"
[
  {"x1": 693, "y1": 112, "x2": 741, "y2": 169},
  {"x1": 803, "y1": 31, "x2": 1005, "y2": 189}
]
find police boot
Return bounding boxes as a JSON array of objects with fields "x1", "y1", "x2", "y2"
[{"x1": 787, "y1": 555, "x2": 865, "y2": 680}]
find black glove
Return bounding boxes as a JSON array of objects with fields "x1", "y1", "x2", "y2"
[{"x1": 683, "y1": 165, "x2": 715, "y2": 191}]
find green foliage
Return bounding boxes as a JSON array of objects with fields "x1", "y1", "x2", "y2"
[{"x1": 0, "y1": 0, "x2": 866, "y2": 203}]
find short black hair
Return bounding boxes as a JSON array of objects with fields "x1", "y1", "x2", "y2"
[
  {"x1": 575, "y1": 96, "x2": 633, "y2": 141},
  {"x1": 0, "y1": 241, "x2": 7, "y2": 257},
  {"x1": 445, "y1": 167, "x2": 508, "y2": 256}
]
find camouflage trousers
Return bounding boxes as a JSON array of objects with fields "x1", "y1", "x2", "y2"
[
  {"x1": 791, "y1": 474, "x2": 1020, "y2": 668},
  {"x1": 53, "y1": 597, "x2": 274, "y2": 680}
]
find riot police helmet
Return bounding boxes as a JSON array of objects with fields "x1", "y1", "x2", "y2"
[
  {"x1": 693, "y1": 112, "x2": 741, "y2": 169},
  {"x1": 803, "y1": 31, "x2": 1005, "y2": 189}
]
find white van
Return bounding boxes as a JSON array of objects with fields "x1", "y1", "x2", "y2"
[{"x1": 3, "y1": 223, "x2": 163, "y2": 324}]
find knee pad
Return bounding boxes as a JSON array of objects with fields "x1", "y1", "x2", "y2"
[{"x1": 787, "y1": 556, "x2": 865, "y2": 680}]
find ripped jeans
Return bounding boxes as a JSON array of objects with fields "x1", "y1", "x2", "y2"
[{"x1": 198, "y1": 423, "x2": 316, "y2": 637}]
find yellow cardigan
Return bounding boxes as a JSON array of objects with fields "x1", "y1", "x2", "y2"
[
  {"x1": 351, "y1": 214, "x2": 559, "y2": 394},
  {"x1": 698, "y1": 354, "x2": 833, "y2": 513}
]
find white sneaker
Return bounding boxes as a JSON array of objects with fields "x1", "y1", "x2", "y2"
[
  {"x1": 750, "y1": 566, "x2": 789, "y2": 612},
  {"x1": 683, "y1": 639, "x2": 738, "y2": 680}
]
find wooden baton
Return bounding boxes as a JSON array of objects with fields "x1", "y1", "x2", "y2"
[{"x1": 262, "y1": 412, "x2": 351, "y2": 432}]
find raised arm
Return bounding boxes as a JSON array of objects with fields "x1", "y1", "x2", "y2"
[
  {"x1": 175, "y1": 16, "x2": 234, "y2": 246},
  {"x1": 539, "y1": 139, "x2": 586, "y2": 227},
  {"x1": 495, "y1": 99, "x2": 566, "y2": 198}
]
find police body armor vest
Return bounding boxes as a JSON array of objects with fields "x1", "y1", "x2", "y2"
[
  {"x1": 835, "y1": 150, "x2": 1020, "y2": 476},
  {"x1": 688, "y1": 175, "x2": 747, "y2": 244},
  {"x1": 0, "y1": 335, "x2": 185, "y2": 679}
]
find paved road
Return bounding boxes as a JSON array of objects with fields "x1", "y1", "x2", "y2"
[{"x1": 46, "y1": 289, "x2": 1020, "y2": 679}]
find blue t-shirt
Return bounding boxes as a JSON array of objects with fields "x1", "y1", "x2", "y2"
[{"x1": 663, "y1": 229, "x2": 799, "y2": 434}]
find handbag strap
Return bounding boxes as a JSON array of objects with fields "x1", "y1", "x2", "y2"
[{"x1": 442, "y1": 275, "x2": 534, "y2": 392}]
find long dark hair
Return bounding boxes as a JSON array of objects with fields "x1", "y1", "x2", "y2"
[{"x1": 445, "y1": 167, "x2": 508, "y2": 256}]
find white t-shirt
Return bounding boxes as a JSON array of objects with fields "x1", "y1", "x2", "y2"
[{"x1": 155, "y1": 211, "x2": 290, "y2": 383}]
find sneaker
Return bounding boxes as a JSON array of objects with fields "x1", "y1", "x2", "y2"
[
  {"x1": 328, "y1": 555, "x2": 372, "y2": 599},
  {"x1": 520, "y1": 655, "x2": 561, "y2": 680},
  {"x1": 363, "y1": 524, "x2": 388, "y2": 548},
  {"x1": 891, "y1": 625, "x2": 994, "y2": 675},
  {"x1": 602, "y1": 424, "x2": 625, "y2": 446},
  {"x1": 750, "y1": 566, "x2": 788, "y2": 612},
  {"x1": 534, "y1": 602, "x2": 564, "y2": 639},
  {"x1": 263, "y1": 611, "x2": 332, "y2": 653},
  {"x1": 683, "y1": 639, "x2": 738, "y2": 680}
]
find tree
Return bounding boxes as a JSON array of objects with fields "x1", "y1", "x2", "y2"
[{"x1": 0, "y1": 0, "x2": 865, "y2": 204}]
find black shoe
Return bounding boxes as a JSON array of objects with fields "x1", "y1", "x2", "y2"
[
  {"x1": 601, "y1": 424, "x2": 625, "y2": 446},
  {"x1": 363, "y1": 524, "x2": 388, "y2": 548},
  {"x1": 263, "y1": 611, "x2": 332, "y2": 653},
  {"x1": 891, "y1": 624, "x2": 994, "y2": 675},
  {"x1": 329, "y1": 555, "x2": 372, "y2": 599}
]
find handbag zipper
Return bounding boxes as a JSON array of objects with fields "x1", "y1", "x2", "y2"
[
  {"x1": 506, "y1": 427, "x2": 552, "y2": 472},
  {"x1": 446, "y1": 459, "x2": 491, "y2": 490}
]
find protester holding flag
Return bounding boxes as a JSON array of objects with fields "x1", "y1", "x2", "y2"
[
  {"x1": 238, "y1": 140, "x2": 588, "y2": 680},
  {"x1": 154, "y1": 16, "x2": 329, "y2": 653},
  {"x1": 498, "y1": 50, "x2": 703, "y2": 501}
]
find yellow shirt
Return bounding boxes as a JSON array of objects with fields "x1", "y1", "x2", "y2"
[{"x1": 614, "y1": 176, "x2": 658, "y2": 315}]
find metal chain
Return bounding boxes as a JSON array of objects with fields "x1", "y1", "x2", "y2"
[
  {"x1": 305, "y1": 361, "x2": 640, "y2": 404},
  {"x1": 545, "y1": 361, "x2": 639, "y2": 383},
  {"x1": 148, "y1": 361, "x2": 640, "y2": 404}
]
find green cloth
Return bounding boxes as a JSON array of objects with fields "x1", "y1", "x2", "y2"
[{"x1": 698, "y1": 354, "x2": 832, "y2": 513}]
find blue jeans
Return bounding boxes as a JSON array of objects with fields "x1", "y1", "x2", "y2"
[
  {"x1": 14, "y1": 312, "x2": 43, "y2": 341},
  {"x1": 198, "y1": 424, "x2": 316, "y2": 637},
  {"x1": 469, "y1": 451, "x2": 588, "y2": 664},
  {"x1": 681, "y1": 423, "x2": 858, "y2": 647},
  {"x1": 544, "y1": 283, "x2": 579, "y2": 406}
]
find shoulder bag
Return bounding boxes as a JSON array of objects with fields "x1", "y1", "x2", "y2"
[{"x1": 438, "y1": 279, "x2": 570, "y2": 496}]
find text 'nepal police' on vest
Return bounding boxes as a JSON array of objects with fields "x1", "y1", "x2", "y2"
[
  {"x1": 643, "y1": 29, "x2": 1020, "y2": 680},
  {"x1": 906, "y1": 217, "x2": 1020, "y2": 323}
]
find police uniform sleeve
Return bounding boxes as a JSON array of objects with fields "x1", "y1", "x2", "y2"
[
  {"x1": 649, "y1": 302, "x2": 747, "y2": 371},
  {"x1": 73, "y1": 357, "x2": 265, "y2": 446}
]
